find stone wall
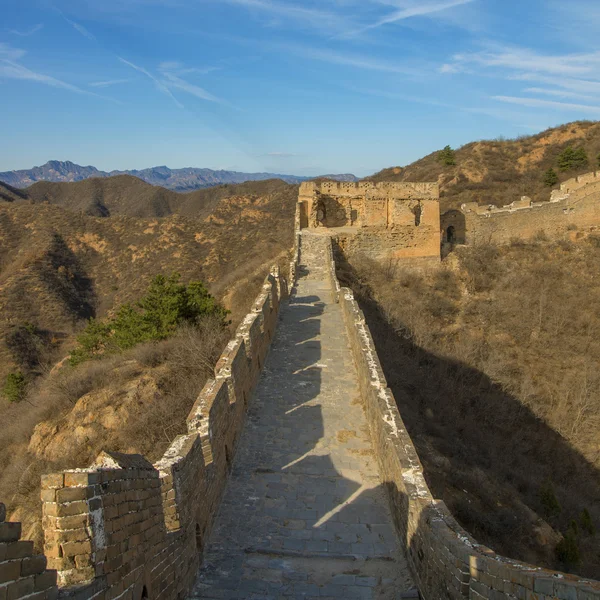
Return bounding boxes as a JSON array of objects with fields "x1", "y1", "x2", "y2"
[
  {"x1": 0, "y1": 502, "x2": 58, "y2": 600},
  {"x1": 298, "y1": 181, "x2": 439, "y2": 231},
  {"x1": 1, "y1": 263, "x2": 294, "y2": 600},
  {"x1": 442, "y1": 172, "x2": 600, "y2": 246},
  {"x1": 299, "y1": 182, "x2": 441, "y2": 266},
  {"x1": 329, "y1": 239, "x2": 600, "y2": 600}
]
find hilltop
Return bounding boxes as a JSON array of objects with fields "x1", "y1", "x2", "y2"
[
  {"x1": 368, "y1": 121, "x2": 600, "y2": 211},
  {"x1": 0, "y1": 160, "x2": 358, "y2": 191}
]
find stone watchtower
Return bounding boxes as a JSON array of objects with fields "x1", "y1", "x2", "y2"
[{"x1": 298, "y1": 180, "x2": 441, "y2": 267}]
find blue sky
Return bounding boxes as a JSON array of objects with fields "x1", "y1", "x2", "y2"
[{"x1": 2, "y1": 0, "x2": 600, "y2": 177}]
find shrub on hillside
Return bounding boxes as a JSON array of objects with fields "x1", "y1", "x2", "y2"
[
  {"x1": 2, "y1": 372, "x2": 26, "y2": 403},
  {"x1": 543, "y1": 168, "x2": 559, "y2": 187},
  {"x1": 70, "y1": 274, "x2": 229, "y2": 365},
  {"x1": 556, "y1": 528, "x2": 580, "y2": 567},
  {"x1": 558, "y1": 147, "x2": 588, "y2": 172},
  {"x1": 438, "y1": 145, "x2": 456, "y2": 166}
]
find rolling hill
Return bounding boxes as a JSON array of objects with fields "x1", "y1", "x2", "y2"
[{"x1": 368, "y1": 121, "x2": 600, "y2": 211}]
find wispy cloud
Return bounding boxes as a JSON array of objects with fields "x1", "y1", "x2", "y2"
[
  {"x1": 344, "y1": 0, "x2": 476, "y2": 36},
  {"x1": 8, "y1": 24, "x2": 44, "y2": 37},
  {"x1": 119, "y1": 57, "x2": 184, "y2": 108},
  {"x1": 89, "y1": 78, "x2": 131, "y2": 88},
  {"x1": 0, "y1": 42, "x2": 26, "y2": 61},
  {"x1": 215, "y1": 0, "x2": 348, "y2": 33},
  {"x1": 447, "y1": 45, "x2": 600, "y2": 77},
  {"x1": 511, "y1": 73, "x2": 600, "y2": 95},
  {"x1": 523, "y1": 87, "x2": 595, "y2": 102},
  {"x1": 161, "y1": 71, "x2": 221, "y2": 103},
  {"x1": 64, "y1": 17, "x2": 97, "y2": 41},
  {"x1": 265, "y1": 152, "x2": 297, "y2": 158},
  {"x1": 0, "y1": 59, "x2": 115, "y2": 101},
  {"x1": 282, "y1": 43, "x2": 420, "y2": 76},
  {"x1": 158, "y1": 61, "x2": 220, "y2": 76},
  {"x1": 158, "y1": 62, "x2": 233, "y2": 107},
  {"x1": 492, "y1": 95, "x2": 600, "y2": 116}
]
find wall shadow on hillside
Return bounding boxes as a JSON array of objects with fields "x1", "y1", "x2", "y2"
[
  {"x1": 336, "y1": 254, "x2": 600, "y2": 580},
  {"x1": 38, "y1": 233, "x2": 97, "y2": 321}
]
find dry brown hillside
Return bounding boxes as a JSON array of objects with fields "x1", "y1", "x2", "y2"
[
  {"x1": 368, "y1": 121, "x2": 600, "y2": 211},
  {"x1": 338, "y1": 237, "x2": 600, "y2": 579},
  {"x1": 0, "y1": 177, "x2": 297, "y2": 547}
]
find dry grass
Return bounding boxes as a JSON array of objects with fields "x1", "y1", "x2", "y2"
[
  {"x1": 0, "y1": 315, "x2": 229, "y2": 550},
  {"x1": 337, "y1": 236, "x2": 600, "y2": 578}
]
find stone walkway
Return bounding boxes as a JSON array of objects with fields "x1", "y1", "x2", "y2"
[{"x1": 190, "y1": 232, "x2": 413, "y2": 599}]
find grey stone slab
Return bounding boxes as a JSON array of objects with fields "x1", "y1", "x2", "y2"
[{"x1": 191, "y1": 232, "x2": 413, "y2": 599}]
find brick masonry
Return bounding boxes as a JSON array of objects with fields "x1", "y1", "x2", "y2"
[
  {"x1": 441, "y1": 171, "x2": 600, "y2": 246},
  {"x1": 0, "y1": 502, "x2": 58, "y2": 600},
  {"x1": 298, "y1": 181, "x2": 441, "y2": 266}
]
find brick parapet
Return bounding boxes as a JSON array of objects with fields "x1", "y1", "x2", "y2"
[
  {"x1": 329, "y1": 237, "x2": 600, "y2": 600},
  {"x1": 1, "y1": 264, "x2": 295, "y2": 600},
  {"x1": 0, "y1": 502, "x2": 58, "y2": 600},
  {"x1": 299, "y1": 180, "x2": 439, "y2": 200}
]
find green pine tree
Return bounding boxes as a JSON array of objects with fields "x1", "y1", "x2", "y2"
[
  {"x1": 69, "y1": 273, "x2": 229, "y2": 365},
  {"x1": 543, "y1": 168, "x2": 559, "y2": 187},
  {"x1": 3, "y1": 372, "x2": 26, "y2": 402},
  {"x1": 558, "y1": 146, "x2": 588, "y2": 171},
  {"x1": 438, "y1": 145, "x2": 456, "y2": 166}
]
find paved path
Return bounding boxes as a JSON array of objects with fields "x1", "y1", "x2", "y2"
[{"x1": 190, "y1": 232, "x2": 413, "y2": 599}]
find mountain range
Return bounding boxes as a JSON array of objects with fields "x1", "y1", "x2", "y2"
[{"x1": 0, "y1": 160, "x2": 358, "y2": 191}]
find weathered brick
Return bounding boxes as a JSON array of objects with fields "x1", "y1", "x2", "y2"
[
  {"x1": 5, "y1": 541, "x2": 33, "y2": 560},
  {"x1": 0, "y1": 561, "x2": 21, "y2": 583},
  {"x1": 6, "y1": 576, "x2": 34, "y2": 600},
  {"x1": 21, "y1": 555, "x2": 47, "y2": 576},
  {"x1": 40, "y1": 475, "x2": 64, "y2": 490},
  {"x1": 0, "y1": 524, "x2": 21, "y2": 544},
  {"x1": 34, "y1": 570, "x2": 57, "y2": 592},
  {"x1": 54, "y1": 501, "x2": 88, "y2": 518},
  {"x1": 55, "y1": 486, "x2": 92, "y2": 504},
  {"x1": 64, "y1": 472, "x2": 95, "y2": 487},
  {"x1": 60, "y1": 540, "x2": 92, "y2": 557}
]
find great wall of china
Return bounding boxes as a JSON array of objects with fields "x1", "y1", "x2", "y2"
[{"x1": 2, "y1": 175, "x2": 600, "y2": 600}]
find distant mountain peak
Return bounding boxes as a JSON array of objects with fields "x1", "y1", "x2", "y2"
[{"x1": 0, "y1": 161, "x2": 359, "y2": 192}]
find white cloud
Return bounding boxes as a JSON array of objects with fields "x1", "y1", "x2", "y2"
[
  {"x1": 492, "y1": 95, "x2": 600, "y2": 116},
  {"x1": 8, "y1": 24, "x2": 44, "y2": 36},
  {"x1": 158, "y1": 61, "x2": 220, "y2": 76},
  {"x1": 119, "y1": 57, "x2": 184, "y2": 108},
  {"x1": 63, "y1": 17, "x2": 97, "y2": 41},
  {"x1": 158, "y1": 62, "x2": 230, "y2": 105},
  {"x1": 448, "y1": 45, "x2": 600, "y2": 77},
  {"x1": 282, "y1": 43, "x2": 420, "y2": 76},
  {"x1": 266, "y1": 152, "x2": 297, "y2": 158},
  {"x1": 0, "y1": 43, "x2": 26, "y2": 61},
  {"x1": 216, "y1": 0, "x2": 344, "y2": 32},
  {"x1": 89, "y1": 78, "x2": 131, "y2": 88},
  {"x1": 0, "y1": 59, "x2": 116, "y2": 102},
  {"x1": 161, "y1": 71, "x2": 221, "y2": 103},
  {"x1": 523, "y1": 87, "x2": 595, "y2": 102},
  {"x1": 345, "y1": 0, "x2": 476, "y2": 36}
]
